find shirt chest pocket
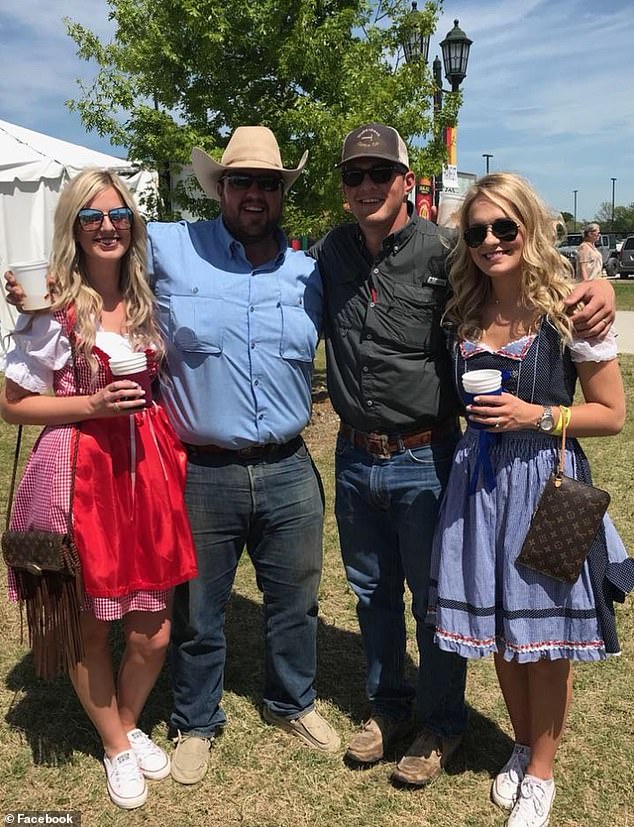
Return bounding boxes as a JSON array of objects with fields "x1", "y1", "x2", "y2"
[
  {"x1": 169, "y1": 295, "x2": 224, "y2": 354},
  {"x1": 280, "y1": 304, "x2": 317, "y2": 363},
  {"x1": 389, "y1": 283, "x2": 444, "y2": 351}
]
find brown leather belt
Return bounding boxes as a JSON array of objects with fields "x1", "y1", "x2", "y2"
[
  {"x1": 184, "y1": 435, "x2": 302, "y2": 461},
  {"x1": 339, "y1": 419, "x2": 458, "y2": 458}
]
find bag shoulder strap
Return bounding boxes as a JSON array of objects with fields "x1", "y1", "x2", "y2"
[
  {"x1": 5, "y1": 425, "x2": 24, "y2": 531},
  {"x1": 556, "y1": 412, "x2": 568, "y2": 479}
]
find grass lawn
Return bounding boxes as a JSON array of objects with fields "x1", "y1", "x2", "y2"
[
  {"x1": 614, "y1": 278, "x2": 634, "y2": 311},
  {"x1": 1, "y1": 357, "x2": 633, "y2": 826}
]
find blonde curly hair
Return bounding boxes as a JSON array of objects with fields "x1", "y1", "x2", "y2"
[
  {"x1": 49, "y1": 168, "x2": 163, "y2": 374},
  {"x1": 444, "y1": 172, "x2": 575, "y2": 344}
]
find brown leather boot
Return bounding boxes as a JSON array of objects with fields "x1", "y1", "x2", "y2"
[
  {"x1": 345, "y1": 716, "x2": 413, "y2": 765},
  {"x1": 391, "y1": 729, "x2": 462, "y2": 786}
]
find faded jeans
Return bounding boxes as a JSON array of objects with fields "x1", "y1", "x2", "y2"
[{"x1": 335, "y1": 430, "x2": 468, "y2": 738}]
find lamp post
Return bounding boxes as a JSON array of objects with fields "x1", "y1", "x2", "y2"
[
  {"x1": 573, "y1": 190, "x2": 578, "y2": 231},
  {"x1": 400, "y1": 10, "x2": 472, "y2": 207},
  {"x1": 401, "y1": 1, "x2": 431, "y2": 66},
  {"x1": 482, "y1": 153, "x2": 493, "y2": 174},
  {"x1": 610, "y1": 177, "x2": 617, "y2": 231}
]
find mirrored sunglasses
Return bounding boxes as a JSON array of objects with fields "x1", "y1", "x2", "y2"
[
  {"x1": 223, "y1": 174, "x2": 284, "y2": 192},
  {"x1": 463, "y1": 218, "x2": 519, "y2": 248},
  {"x1": 77, "y1": 207, "x2": 133, "y2": 231},
  {"x1": 341, "y1": 164, "x2": 404, "y2": 188}
]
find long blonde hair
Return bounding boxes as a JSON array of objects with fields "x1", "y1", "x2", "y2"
[
  {"x1": 444, "y1": 172, "x2": 575, "y2": 343},
  {"x1": 49, "y1": 168, "x2": 163, "y2": 371}
]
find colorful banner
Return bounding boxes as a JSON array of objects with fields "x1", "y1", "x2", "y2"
[
  {"x1": 445, "y1": 126, "x2": 457, "y2": 167},
  {"x1": 415, "y1": 177, "x2": 434, "y2": 220}
]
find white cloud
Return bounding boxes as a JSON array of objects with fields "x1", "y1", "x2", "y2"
[
  {"x1": 434, "y1": 0, "x2": 634, "y2": 216},
  {"x1": 0, "y1": 1, "x2": 116, "y2": 150}
]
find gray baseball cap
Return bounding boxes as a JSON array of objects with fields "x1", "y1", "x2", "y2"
[{"x1": 337, "y1": 123, "x2": 410, "y2": 168}]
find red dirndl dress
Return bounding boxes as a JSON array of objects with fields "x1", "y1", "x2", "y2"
[{"x1": 6, "y1": 310, "x2": 198, "y2": 620}]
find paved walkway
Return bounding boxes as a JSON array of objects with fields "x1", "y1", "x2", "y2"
[{"x1": 614, "y1": 311, "x2": 634, "y2": 354}]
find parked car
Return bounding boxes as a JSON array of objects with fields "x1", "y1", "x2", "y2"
[
  {"x1": 605, "y1": 251, "x2": 620, "y2": 278},
  {"x1": 558, "y1": 232, "x2": 618, "y2": 272},
  {"x1": 618, "y1": 236, "x2": 634, "y2": 279}
]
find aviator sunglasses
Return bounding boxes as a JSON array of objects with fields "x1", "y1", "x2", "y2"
[
  {"x1": 77, "y1": 207, "x2": 133, "y2": 231},
  {"x1": 463, "y1": 218, "x2": 519, "y2": 248},
  {"x1": 341, "y1": 164, "x2": 405, "y2": 188},
  {"x1": 222, "y1": 173, "x2": 284, "y2": 192}
]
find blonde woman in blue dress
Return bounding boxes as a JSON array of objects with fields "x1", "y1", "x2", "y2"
[{"x1": 427, "y1": 173, "x2": 632, "y2": 827}]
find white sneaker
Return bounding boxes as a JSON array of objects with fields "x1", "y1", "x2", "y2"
[
  {"x1": 492, "y1": 743, "x2": 531, "y2": 810},
  {"x1": 507, "y1": 775, "x2": 556, "y2": 827},
  {"x1": 127, "y1": 728, "x2": 171, "y2": 780},
  {"x1": 103, "y1": 749, "x2": 148, "y2": 809}
]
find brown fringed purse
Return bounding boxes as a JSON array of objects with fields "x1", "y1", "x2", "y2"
[{"x1": 2, "y1": 345, "x2": 85, "y2": 678}]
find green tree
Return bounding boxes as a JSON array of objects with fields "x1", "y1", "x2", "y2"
[
  {"x1": 65, "y1": 0, "x2": 458, "y2": 235},
  {"x1": 594, "y1": 202, "x2": 634, "y2": 235}
]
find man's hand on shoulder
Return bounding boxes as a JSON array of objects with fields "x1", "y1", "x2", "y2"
[{"x1": 565, "y1": 278, "x2": 615, "y2": 340}]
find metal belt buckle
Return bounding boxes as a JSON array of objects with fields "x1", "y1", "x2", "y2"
[
  {"x1": 237, "y1": 446, "x2": 258, "y2": 458},
  {"x1": 367, "y1": 433, "x2": 391, "y2": 459}
]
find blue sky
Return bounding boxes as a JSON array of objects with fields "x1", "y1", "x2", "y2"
[{"x1": 1, "y1": 0, "x2": 632, "y2": 223}]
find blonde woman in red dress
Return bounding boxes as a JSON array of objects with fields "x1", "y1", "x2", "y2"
[{"x1": 1, "y1": 169, "x2": 197, "y2": 810}]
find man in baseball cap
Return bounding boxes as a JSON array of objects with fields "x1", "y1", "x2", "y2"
[{"x1": 311, "y1": 122, "x2": 467, "y2": 787}]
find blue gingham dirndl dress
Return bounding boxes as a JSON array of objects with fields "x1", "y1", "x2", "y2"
[{"x1": 427, "y1": 319, "x2": 633, "y2": 663}]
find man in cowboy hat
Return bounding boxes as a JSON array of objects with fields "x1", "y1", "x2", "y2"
[{"x1": 147, "y1": 125, "x2": 339, "y2": 784}]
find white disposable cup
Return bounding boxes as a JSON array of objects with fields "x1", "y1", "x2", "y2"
[
  {"x1": 462, "y1": 369, "x2": 502, "y2": 430},
  {"x1": 109, "y1": 354, "x2": 147, "y2": 374},
  {"x1": 10, "y1": 260, "x2": 50, "y2": 311},
  {"x1": 109, "y1": 353, "x2": 151, "y2": 407},
  {"x1": 461, "y1": 369, "x2": 502, "y2": 395}
]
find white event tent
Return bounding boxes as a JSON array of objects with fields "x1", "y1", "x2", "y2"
[{"x1": 0, "y1": 118, "x2": 157, "y2": 349}]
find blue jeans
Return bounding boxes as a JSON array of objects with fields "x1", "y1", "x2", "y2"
[
  {"x1": 334, "y1": 431, "x2": 468, "y2": 738},
  {"x1": 170, "y1": 439, "x2": 324, "y2": 737}
]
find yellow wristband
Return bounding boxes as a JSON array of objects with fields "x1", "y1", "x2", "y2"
[{"x1": 551, "y1": 405, "x2": 571, "y2": 436}]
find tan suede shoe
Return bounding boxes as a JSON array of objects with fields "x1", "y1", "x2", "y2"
[
  {"x1": 171, "y1": 732, "x2": 212, "y2": 785},
  {"x1": 263, "y1": 706, "x2": 341, "y2": 754}
]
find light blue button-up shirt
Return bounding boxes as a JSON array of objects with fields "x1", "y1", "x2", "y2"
[{"x1": 148, "y1": 217, "x2": 322, "y2": 448}]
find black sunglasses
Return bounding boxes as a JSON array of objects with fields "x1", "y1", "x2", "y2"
[
  {"x1": 77, "y1": 207, "x2": 133, "y2": 231},
  {"x1": 463, "y1": 218, "x2": 519, "y2": 248},
  {"x1": 341, "y1": 164, "x2": 405, "y2": 188},
  {"x1": 222, "y1": 174, "x2": 284, "y2": 192}
]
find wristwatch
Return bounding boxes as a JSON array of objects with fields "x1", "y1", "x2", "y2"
[{"x1": 537, "y1": 405, "x2": 555, "y2": 432}]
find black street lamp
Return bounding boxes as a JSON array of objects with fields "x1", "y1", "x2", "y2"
[
  {"x1": 440, "y1": 19, "x2": 473, "y2": 92},
  {"x1": 482, "y1": 153, "x2": 493, "y2": 174},
  {"x1": 573, "y1": 190, "x2": 578, "y2": 231},
  {"x1": 611, "y1": 177, "x2": 617, "y2": 231},
  {"x1": 401, "y1": 2, "x2": 431, "y2": 66},
  {"x1": 400, "y1": 11, "x2": 473, "y2": 206}
]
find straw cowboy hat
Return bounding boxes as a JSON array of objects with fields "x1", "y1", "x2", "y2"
[{"x1": 191, "y1": 126, "x2": 308, "y2": 202}]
